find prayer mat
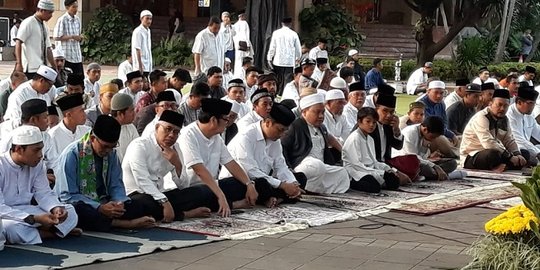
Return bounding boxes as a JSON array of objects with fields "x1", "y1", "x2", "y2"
[
  {"x1": 476, "y1": 196, "x2": 522, "y2": 211},
  {"x1": 0, "y1": 228, "x2": 218, "y2": 269},
  {"x1": 158, "y1": 215, "x2": 307, "y2": 239},
  {"x1": 392, "y1": 184, "x2": 520, "y2": 216},
  {"x1": 397, "y1": 177, "x2": 501, "y2": 195},
  {"x1": 234, "y1": 203, "x2": 357, "y2": 227},
  {"x1": 463, "y1": 169, "x2": 528, "y2": 182}
]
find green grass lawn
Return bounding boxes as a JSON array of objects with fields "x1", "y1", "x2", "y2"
[{"x1": 395, "y1": 93, "x2": 417, "y2": 116}]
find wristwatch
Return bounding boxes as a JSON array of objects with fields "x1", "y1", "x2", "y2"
[
  {"x1": 158, "y1": 198, "x2": 169, "y2": 205},
  {"x1": 24, "y1": 215, "x2": 35, "y2": 225},
  {"x1": 245, "y1": 181, "x2": 255, "y2": 186}
]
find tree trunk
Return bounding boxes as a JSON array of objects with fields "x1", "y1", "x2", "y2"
[{"x1": 494, "y1": 0, "x2": 510, "y2": 63}]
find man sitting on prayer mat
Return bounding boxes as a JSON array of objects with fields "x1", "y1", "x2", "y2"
[
  {"x1": 55, "y1": 115, "x2": 155, "y2": 231},
  {"x1": 237, "y1": 88, "x2": 273, "y2": 130},
  {"x1": 461, "y1": 89, "x2": 528, "y2": 172},
  {"x1": 110, "y1": 93, "x2": 139, "y2": 162},
  {"x1": 180, "y1": 99, "x2": 275, "y2": 216},
  {"x1": 0, "y1": 125, "x2": 79, "y2": 245},
  {"x1": 124, "y1": 110, "x2": 218, "y2": 221},
  {"x1": 139, "y1": 90, "x2": 178, "y2": 137},
  {"x1": 222, "y1": 103, "x2": 307, "y2": 207},
  {"x1": 281, "y1": 93, "x2": 350, "y2": 194}
]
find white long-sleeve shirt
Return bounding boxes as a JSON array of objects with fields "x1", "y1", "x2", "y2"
[
  {"x1": 400, "y1": 124, "x2": 435, "y2": 168},
  {"x1": 4, "y1": 81, "x2": 52, "y2": 121},
  {"x1": 342, "y1": 129, "x2": 390, "y2": 184},
  {"x1": 406, "y1": 67, "x2": 427, "y2": 95},
  {"x1": 342, "y1": 103, "x2": 358, "y2": 132},
  {"x1": 47, "y1": 121, "x2": 91, "y2": 156},
  {"x1": 506, "y1": 103, "x2": 540, "y2": 155},
  {"x1": 323, "y1": 109, "x2": 352, "y2": 144},
  {"x1": 220, "y1": 121, "x2": 296, "y2": 188},
  {"x1": 122, "y1": 134, "x2": 187, "y2": 200},
  {"x1": 267, "y1": 26, "x2": 301, "y2": 67},
  {"x1": 117, "y1": 60, "x2": 133, "y2": 83},
  {"x1": 236, "y1": 110, "x2": 263, "y2": 131},
  {"x1": 116, "y1": 124, "x2": 139, "y2": 162}
]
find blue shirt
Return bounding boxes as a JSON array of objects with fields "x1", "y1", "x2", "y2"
[
  {"x1": 420, "y1": 95, "x2": 455, "y2": 139},
  {"x1": 54, "y1": 139, "x2": 129, "y2": 209},
  {"x1": 364, "y1": 68, "x2": 385, "y2": 90}
]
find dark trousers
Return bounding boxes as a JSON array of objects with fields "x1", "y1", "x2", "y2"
[
  {"x1": 420, "y1": 158, "x2": 458, "y2": 180},
  {"x1": 65, "y1": 61, "x2": 84, "y2": 75},
  {"x1": 464, "y1": 149, "x2": 530, "y2": 170},
  {"x1": 350, "y1": 172, "x2": 400, "y2": 193},
  {"x1": 252, "y1": 173, "x2": 308, "y2": 204},
  {"x1": 129, "y1": 185, "x2": 216, "y2": 221},
  {"x1": 73, "y1": 200, "x2": 146, "y2": 232},
  {"x1": 273, "y1": 65, "x2": 293, "y2": 96}
]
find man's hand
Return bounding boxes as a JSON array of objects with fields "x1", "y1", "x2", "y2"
[
  {"x1": 433, "y1": 165, "x2": 448, "y2": 181},
  {"x1": 280, "y1": 182, "x2": 304, "y2": 198},
  {"x1": 35, "y1": 213, "x2": 59, "y2": 226},
  {"x1": 389, "y1": 115, "x2": 400, "y2": 136},
  {"x1": 245, "y1": 183, "x2": 258, "y2": 206},
  {"x1": 50, "y1": 206, "x2": 67, "y2": 223},
  {"x1": 396, "y1": 171, "x2": 412, "y2": 185},
  {"x1": 217, "y1": 195, "x2": 231, "y2": 217},
  {"x1": 14, "y1": 62, "x2": 23, "y2": 72},
  {"x1": 98, "y1": 201, "x2": 126, "y2": 219},
  {"x1": 161, "y1": 146, "x2": 181, "y2": 168},
  {"x1": 47, "y1": 173, "x2": 56, "y2": 185},
  {"x1": 72, "y1": 35, "x2": 83, "y2": 42},
  {"x1": 161, "y1": 201, "x2": 175, "y2": 223},
  {"x1": 511, "y1": 155, "x2": 527, "y2": 167}
]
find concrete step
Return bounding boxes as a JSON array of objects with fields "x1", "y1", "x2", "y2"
[
  {"x1": 360, "y1": 23, "x2": 414, "y2": 29},
  {"x1": 361, "y1": 46, "x2": 416, "y2": 53},
  {"x1": 363, "y1": 37, "x2": 416, "y2": 44},
  {"x1": 358, "y1": 52, "x2": 416, "y2": 60},
  {"x1": 362, "y1": 41, "x2": 417, "y2": 48},
  {"x1": 360, "y1": 32, "x2": 414, "y2": 39}
]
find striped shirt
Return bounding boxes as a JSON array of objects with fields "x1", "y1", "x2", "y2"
[
  {"x1": 178, "y1": 101, "x2": 199, "y2": 127},
  {"x1": 53, "y1": 12, "x2": 82, "y2": 63}
]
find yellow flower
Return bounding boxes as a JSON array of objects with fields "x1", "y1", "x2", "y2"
[{"x1": 485, "y1": 204, "x2": 539, "y2": 235}]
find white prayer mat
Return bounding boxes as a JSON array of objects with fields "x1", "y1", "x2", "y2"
[{"x1": 476, "y1": 196, "x2": 523, "y2": 211}]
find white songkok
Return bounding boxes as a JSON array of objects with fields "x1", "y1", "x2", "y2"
[
  {"x1": 140, "y1": 10, "x2": 152, "y2": 18},
  {"x1": 330, "y1": 77, "x2": 347, "y2": 89},
  {"x1": 428, "y1": 80, "x2": 445, "y2": 89},
  {"x1": 325, "y1": 89, "x2": 345, "y2": 101},
  {"x1": 36, "y1": 65, "x2": 58, "y2": 82},
  {"x1": 12, "y1": 126, "x2": 43, "y2": 145},
  {"x1": 52, "y1": 48, "x2": 65, "y2": 59},
  {"x1": 300, "y1": 93, "x2": 325, "y2": 110},
  {"x1": 37, "y1": 0, "x2": 55, "y2": 10}
]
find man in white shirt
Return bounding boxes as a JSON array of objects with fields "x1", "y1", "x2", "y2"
[
  {"x1": 1, "y1": 125, "x2": 78, "y2": 245},
  {"x1": 220, "y1": 12, "x2": 235, "y2": 65},
  {"x1": 222, "y1": 58, "x2": 234, "y2": 89},
  {"x1": 180, "y1": 99, "x2": 271, "y2": 215},
  {"x1": 14, "y1": 0, "x2": 57, "y2": 78},
  {"x1": 308, "y1": 38, "x2": 327, "y2": 60},
  {"x1": 53, "y1": 0, "x2": 83, "y2": 75},
  {"x1": 237, "y1": 88, "x2": 273, "y2": 130},
  {"x1": 223, "y1": 103, "x2": 306, "y2": 207},
  {"x1": 110, "y1": 93, "x2": 138, "y2": 162},
  {"x1": 518, "y1": 66, "x2": 536, "y2": 87},
  {"x1": 244, "y1": 66, "x2": 259, "y2": 99},
  {"x1": 281, "y1": 93, "x2": 350, "y2": 194},
  {"x1": 406, "y1": 62, "x2": 432, "y2": 95},
  {"x1": 281, "y1": 67, "x2": 303, "y2": 106},
  {"x1": 123, "y1": 110, "x2": 215, "y2": 222},
  {"x1": 267, "y1": 17, "x2": 301, "y2": 96},
  {"x1": 472, "y1": 67, "x2": 501, "y2": 88},
  {"x1": 10, "y1": 19, "x2": 21, "y2": 47},
  {"x1": 4, "y1": 65, "x2": 56, "y2": 121},
  {"x1": 131, "y1": 10, "x2": 153, "y2": 77},
  {"x1": 193, "y1": 16, "x2": 224, "y2": 77},
  {"x1": 323, "y1": 90, "x2": 352, "y2": 144},
  {"x1": 48, "y1": 93, "x2": 91, "y2": 156},
  {"x1": 343, "y1": 82, "x2": 366, "y2": 129},
  {"x1": 444, "y1": 79, "x2": 470, "y2": 109},
  {"x1": 507, "y1": 86, "x2": 540, "y2": 166},
  {"x1": 117, "y1": 53, "x2": 133, "y2": 84},
  {"x1": 233, "y1": 13, "x2": 252, "y2": 77},
  {"x1": 221, "y1": 79, "x2": 250, "y2": 119},
  {"x1": 84, "y1": 63, "x2": 101, "y2": 105},
  {"x1": 119, "y1": 70, "x2": 144, "y2": 106}
]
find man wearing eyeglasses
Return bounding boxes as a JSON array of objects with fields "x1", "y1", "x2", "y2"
[
  {"x1": 139, "y1": 90, "x2": 178, "y2": 137},
  {"x1": 55, "y1": 115, "x2": 156, "y2": 231},
  {"x1": 85, "y1": 83, "x2": 118, "y2": 127},
  {"x1": 507, "y1": 86, "x2": 540, "y2": 166}
]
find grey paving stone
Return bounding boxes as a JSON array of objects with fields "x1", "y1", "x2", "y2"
[
  {"x1": 192, "y1": 254, "x2": 253, "y2": 269},
  {"x1": 244, "y1": 257, "x2": 303, "y2": 270},
  {"x1": 368, "y1": 239, "x2": 398, "y2": 248},
  {"x1": 288, "y1": 240, "x2": 341, "y2": 251},
  {"x1": 280, "y1": 231, "x2": 311, "y2": 240},
  {"x1": 356, "y1": 260, "x2": 414, "y2": 270},
  {"x1": 418, "y1": 253, "x2": 472, "y2": 269},
  {"x1": 300, "y1": 233, "x2": 333, "y2": 242},
  {"x1": 323, "y1": 235, "x2": 355, "y2": 244},
  {"x1": 373, "y1": 249, "x2": 433, "y2": 265}
]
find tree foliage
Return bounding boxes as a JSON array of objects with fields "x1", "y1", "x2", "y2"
[
  {"x1": 81, "y1": 5, "x2": 132, "y2": 65},
  {"x1": 153, "y1": 37, "x2": 194, "y2": 69}
]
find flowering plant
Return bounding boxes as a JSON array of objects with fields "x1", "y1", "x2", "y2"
[{"x1": 484, "y1": 204, "x2": 538, "y2": 235}]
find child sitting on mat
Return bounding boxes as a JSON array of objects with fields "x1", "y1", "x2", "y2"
[{"x1": 399, "y1": 101, "x2": 425, "y2": 130}]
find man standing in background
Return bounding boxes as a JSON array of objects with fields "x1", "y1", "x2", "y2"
[
  {"x1": 53, "y1": 0, "x2": 83, "y2": 75},
  {"x1": 132, "y1": 10, "x2": 153, "y2": 77}
]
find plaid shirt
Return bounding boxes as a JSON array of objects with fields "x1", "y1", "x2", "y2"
[{"x1": 53, "y1": 12, "x2": 82, "y2": 63}]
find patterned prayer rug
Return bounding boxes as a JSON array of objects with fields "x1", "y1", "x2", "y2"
[
  {"x1": 476, "y1": 196, "x2": 522, "y2": 211},
  {"x1": 393, "y1": 184, "x2": 521, "y2": 216},
  {"x1": 397, "y1": 177, "x2": 502, "y2": 194},
  {"x1": 463, "y1": 169, "x2": 528, "y2": 182}
]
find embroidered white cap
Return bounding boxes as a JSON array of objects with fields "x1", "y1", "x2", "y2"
[
  {"x1": 325, "y1": 89, "x2": 345, "y2": 101},
  {"x1": 300, "y1": 93, "x2": 325, "y2": 110},
  {"x1": 348, "y1": 49, "x2": 359, "y2": 56},
  {"x1": 317, "y1": 89, "x2": 327, "y2": 99},
  {"x1": 37, "y1": 0, "x2": 55, "y2": 11},
  {"x1": 330, "y1": 77, "x2": 347, "y2": 89},
  {"x1": 36, "y1": 65, "x2": 58, "y2": 82},
  {"x1": 229, "y1": 100, "x2": 241, "y2": 114},
  {"x1": 12, "y1": 126, "x2": 43, "y2": 146},
  {"x1": 165, "y1": 88, "x2": 182, "y2": 104},
  {"x1": 140, "y1": 10, "x2": 152, "y2": 18},
  {"x1": 52, "y1": 48, "x2": 65, "y2": 59},
  {"x1": 225, "y1": 57, "x2": 232, "y2": 63},
  {"x1": 428, "y1": 80, "x2": 445, "y2": 89}
]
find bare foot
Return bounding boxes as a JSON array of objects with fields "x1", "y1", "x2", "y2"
[
  {"x1": 68, "y1": 228, "x2": 83, "y2": 236},
  {"x1": 130, "y1": 216, "x2": 156, "y2": 229},
  {"x1": 232, "y1": 199, "x2": 252, "y2": 209},
  {"x1": 265, "y1": 197, "x2": 277, "y2": 208},
  {"x1": 183, "y1": 207, "x2": 212, "y2": 218},
  {"x1": 493, "y1": 164, "x2": 506, "y2": 173}
]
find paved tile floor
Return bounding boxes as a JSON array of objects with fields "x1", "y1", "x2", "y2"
[{"x1": 68, "y1": 207, "x2": 500, "y2": 270}]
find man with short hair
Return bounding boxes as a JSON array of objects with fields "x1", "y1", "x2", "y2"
[
  {"x1": 48, "y1": 93, "x2": 91, "y2": 155},
  {"x1": 207, "y1": 66, "x2": 227, "y2": 99},
  {"x1": 313, "y1": 57, "x2": 336, "y2": 91},
  {"x1": 61, "y1": 73, "x2": 93, "y2": 109},
  {"x1": 52, "y1": 48, "x2": 72, "y2": 88},
  {"x1": 193, "y1": 16, "x2": 224, "y2": 77},
  {"x1": 179, "y1": 82, "x2": 211, "y2": 127},
  {"x1": 324, "y1": 89, "x2": 352, "y2": 144},
  {"x1": 281, "y1": 66, "x2": 303, "y2": 106},
  {"x1": 135, "y1": 69, "x2": 167, "y2": 113},
  {"x1": 472, "y1": 66, "x2": 497, "y2": 86},
  {"x1": 406, "y1": 62, "x2": 432, "y2": 95},
  {"x1": 461, "y1": 89, "x2": 527, "y2": 172},
  {"x1": 308, "y1": 38, "x2": 327, "y2": 60},
  {"x1": 364, "y1": 58, "x2": 386, "y2": 90},
  {"x1": 234, "y1": 56, "x2": 252, "y2": 80},
  {"x1": 110, "y1": 93, "x2": 138, "y2": 162},
  {"x1": 281, "y1": 93, "x2": 349, "y2": 194},
  {"x1": 119, "y1": 70, "x2": 144, "y2": 106},
  {"x1": 220, "y1": 12, "x2": 235, "y2": 63},
  {"x1": 223, "y1": 103, "x2": 307, "y2": 207},
  {"x1": 244, "y1": 66, "x2": 259, "y2": 99},
  {"x1": 222, "y1": 58, "x2": 234, "y2": 88},
  {"x1": 237, "y1": 88, "x2": 273, "y2": 130},
  {"x1": 5, "y1": 65, "x2": 56, "y2": 121},
  {"x1": 222, "y1": 79, "x2": 250, "y2": 118},
  {"x1": 84, "y1": 62, "x2": 101, "y2": 105},
  {"x1": 132, "y1": 10, "x2": 153, "y2": 76},
  {"x1": 447, "y1": 84, "x2": 481, "y2": 136},
  {"x1": 364, "y1": 84, "x2": 395, "y2": 109},
  {"x1": 519, "y1": 65, "x2": 536, "y2": 86},
  {"x1": 267, "y1": 17, "x2": 301, "y2": 96},
  {"x1": 0, "y1": 125, "x2": 78, "y2": 245},
  {"x1": 505, "y1": 73, "x2": 519, "y2": 98},
  {"x1": 0, "y1": 71, "x2": 27, "y2": 119},
  {"x1": 257, "y1": 73, "x2": 278, "y2": 98},
  {"x1": 14, "y1": 0, "x2": 57, "y2": 78},
  {"x1": 55, "y1": 115, "x2": 155, "y2": 231},
  {"x1": 140, "y1": 91, "x2": 178, "y2": 137},
  {"x1": 507, "y1": 86, "x2": 540, "y2": 166},
  {"x1": 299, "y1": 58, "x2": 317, "y2": 88},
  {"x1": 477, "y1": 82, "x2": 496, "y2": 111},
  {"x1": 444, "y1": 79, "x2": 470, "y2": 109},
  {"x1": 168, "y1": 68, "x2": 191, "y2": 93},
  {"x1": 85, "y1": 83, "x2": 118, "y2": 127},
  {"x1": 53, "y1": 0, "x2": 83, "y2": 75},
  {"x1": 343, "y1": 82, "x2": 367, "y2": 129}
]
